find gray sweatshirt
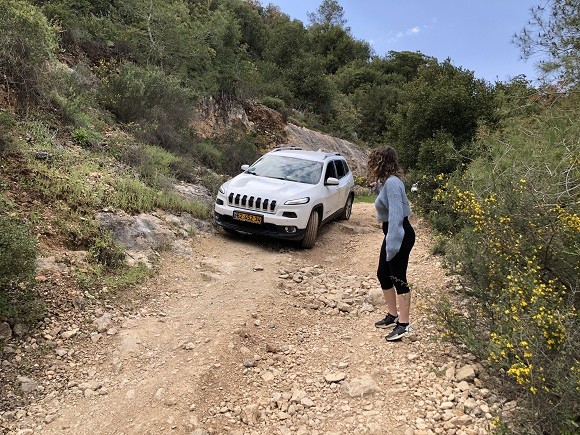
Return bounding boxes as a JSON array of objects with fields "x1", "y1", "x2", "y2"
[{"x1": 374, "y1": 175, "x2": 412, "y2": 261}]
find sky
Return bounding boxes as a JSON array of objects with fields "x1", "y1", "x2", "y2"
[{"x1": 269, "y1": 0, "x2": 543, "y2": 84}]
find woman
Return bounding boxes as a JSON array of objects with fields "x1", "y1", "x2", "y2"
[{"x1": 367, "y1": 146, "x2": 415, "y2": 341}]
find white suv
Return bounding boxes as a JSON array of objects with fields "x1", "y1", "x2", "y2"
[{"x1": 214, "y1": 147, "x2": 355, "y2": 248}]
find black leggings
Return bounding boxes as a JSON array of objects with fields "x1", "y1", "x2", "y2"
[{"x1": 377, "y1": 217, "x2": 415, "y2": 294}]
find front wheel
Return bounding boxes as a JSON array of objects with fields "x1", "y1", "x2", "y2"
[
  {"x1": 300, "y1": 210, "x2": 319, "y2": 249},
  {"x1": 338, "y1": 194, "x2": 353, "y2": 220}
]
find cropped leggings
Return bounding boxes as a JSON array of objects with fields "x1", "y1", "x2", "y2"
[{"x1": 377, "y1": 217, "x2": 415, "y2": 294}]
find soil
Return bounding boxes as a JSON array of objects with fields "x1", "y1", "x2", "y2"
[{"x1": 1, "y1": 203, "x2": 502, "y2": 435}]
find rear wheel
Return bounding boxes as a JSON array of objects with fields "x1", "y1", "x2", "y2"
[
  {"x1": 300, "y1": 210, "x2": 319, "y2": 249},
  {"x1": 338, "y1": 194, "x2": 353, "y2": 220}
]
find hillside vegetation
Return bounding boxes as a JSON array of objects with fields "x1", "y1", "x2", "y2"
[{"x1": 0, "y1": 0, "x2": 578, "y2": 433}]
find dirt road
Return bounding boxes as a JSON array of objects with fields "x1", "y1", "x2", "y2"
[{"x1": 12, "y1": 203, "x2": 500, "y2": 435}]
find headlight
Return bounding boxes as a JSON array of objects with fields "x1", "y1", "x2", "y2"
[
  {"x1": 218, "y1": 184, "x2": 226, "y2": 194},
  {"x1": 284, "y1": 197, "x2": 310, "y2": 205}
]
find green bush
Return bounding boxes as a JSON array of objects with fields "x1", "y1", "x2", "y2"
[
  {"x1": 98, "y1": 61, "x2": 193, "y2": 124},
  {"x1": 0, "y1": 0, "x2": 57, "y2": 101},
  {"x1": 435, "y1": 93, "x2": 579, "y2": 433},
  {"x1": 88, "y1": 229, "x2": 125, "y2": 268},
  {"x1": 0, "y1": 111, "x2": 17, "y2": 152},
  {"x1": 261, "y1": 96, "x2": 286, "y2": 112},
  {"x1": 72, "y1": 127, "x2": 104, "y2": 149},
  {"x1": 217, "y1": 133, "x2": 260, "y2": 176},
  {"x1": 0, "y1": 205, "x2": 43, "y2": 324}
]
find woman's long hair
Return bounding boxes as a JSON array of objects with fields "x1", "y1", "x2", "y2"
[{"x1": 367, "y1": 146, "x2": 404, "y2": 182}]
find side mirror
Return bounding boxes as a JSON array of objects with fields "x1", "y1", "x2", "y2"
[
  {"x1": 241, "y1": 164, "x2": 250, "y2": 171},
  {"x1": 325, "y1": 177, "x2": 339, "y2": 186}
]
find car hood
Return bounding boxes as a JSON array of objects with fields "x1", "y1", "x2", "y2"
[{"x1": 225, "y1": 174, "x2": 315, "y2": 198}]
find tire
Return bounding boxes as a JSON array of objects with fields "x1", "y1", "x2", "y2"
[
  {"x1": 300, "y1": 210, "x2": 319, "y2": 249},
  {"x1": 338, "y1": 194, "x2": 353, "y2": 220}
]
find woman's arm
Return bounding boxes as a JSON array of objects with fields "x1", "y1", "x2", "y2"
[{"x1": 385, "y1": 178, "x2": 405, "y2": 261}]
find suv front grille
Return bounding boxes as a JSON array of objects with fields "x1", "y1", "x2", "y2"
[{"x1": 228, "y1": 192, "x2": 277, "y2": 213}]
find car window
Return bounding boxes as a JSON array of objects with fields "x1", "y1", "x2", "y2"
[
  {"x1": 247, "y1": 155, "x2": 323, "y2": 185},
  {"x1": 325, "y1": 161, "x2": 337, "y2": 180},
  {"x1": 334, "y1": 159, "x2": 347, "y2": 178}
]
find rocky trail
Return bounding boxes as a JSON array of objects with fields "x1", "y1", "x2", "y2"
[{"x1": 1, "y1": 203, "x2": 510, "y2": 435}]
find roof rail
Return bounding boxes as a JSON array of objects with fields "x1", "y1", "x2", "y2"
[{"x1": 272, "y1": 146, "x2": 303, "y2": 151}]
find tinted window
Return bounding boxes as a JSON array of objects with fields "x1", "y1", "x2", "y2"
[
  {"x1": 325, "y1": 161, "x2": 337, "y2": 180},
  {"x1": 334, "y1": 159, "x2": 347, "y2": 178}
]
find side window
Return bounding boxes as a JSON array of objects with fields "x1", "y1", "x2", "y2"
[
  {"x1": 335, "y1": 159, "x2": 348, "y2": 178},
  {"x1": 325, "y1": 161, "x2": 337, "y2": 180}
]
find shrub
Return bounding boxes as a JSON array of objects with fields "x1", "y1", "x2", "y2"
[
  {"x1": 0, "y1": 203, "x2": 42, "y2": 324},
  {"x1": 261, "y1": 96, "x2": 286, "y2": 112},
  {"x1": 88, "y1": 229, "x2": 125, "y2": 268},
  {"x1": 98, "y1": 61, "x2": 193, "y2": 125},
  {"x1": 0, "y1": 0, "x2": 57, "y2": 102},
  {"x1": 217, "y1": 133, "x2": 261, "y2": 176},
  {"x1": 113, "y1": 142, "x2": 182, "y2": 188},
  {"x1": 0, "y1": 111, "x2": 17, "y2": 152},
  {"x1": 72, "y1": 127, "x2": 103, "y2": 149},
  {"x1": 435, "y1": 93, "x2": 579, "y2": 433}
]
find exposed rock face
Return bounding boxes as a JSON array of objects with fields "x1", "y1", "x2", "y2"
[
  {"x1": 191, "y1": 97, "x2": 254, "y2": 138},
  {"x1": 96, "y1": 210, "x2": 213, "y2": 267},
  {"x1": 285, "y1": 123, "x2": 369, "y2": 178}
]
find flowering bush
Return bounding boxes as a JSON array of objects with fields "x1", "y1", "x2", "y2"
[{"x1": 433, "y1": 93, "x2": 579, "y2": 433}]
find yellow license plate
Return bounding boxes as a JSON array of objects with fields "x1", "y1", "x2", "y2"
[{"x1": 233, "y1": 210, "x2": 263, "y2": 225}]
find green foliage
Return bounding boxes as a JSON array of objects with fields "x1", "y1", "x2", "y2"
[
  {"x1": 72, "y1": 127, "x2": 104, "y2": 149},
  {"x1": 514, "y1": 0, "x2": 580, "y2": 86},
  {"x1": 308, "y1": 24, "x2": 371, "y2": 74},
  {"x1": 0, "y1": 0, "x2": 57, "y2": 102},
  {"x1": 260, "y1": 96, "x2": 287, "y2": 113},
  {"x1": 217, "y1": 133, "x2": 261, "y2": 176},
  {"x1": 0, "y1": 208, "x2": 37, "y2": 293},
  {"x1": 307, "y1": 0, "x2": 347, "y2": 28},
  {"x1": 110, "y1": 177, "x2": 210, "y2": 217},
  {"x1": 88, "y1": 229, "x2": 125, "y2": 268},
  {"x1": 0, "y1": 111, "x2": 17, "y2": 152},
  {"x1": 0, "y1": 201, "x2": 43, "y2": 324},
  {"x1": 186, "y1": 133, "x2": 259, "y2": 177},
  {"x1": 389, "y1": 59, "x2": 496, "y2": 173},
  {"x1": 434, "y1": 92, "x2": 580, "y2": 433},
  {"x1": 354, "y1": 194, "x2": 376, "y2": 204},
  {"x1": 98, "y1": 61, "x2": 193, "y2": 126},
  {"x1": 98, "y1": 61, "x2": 196, "y2": 152}
]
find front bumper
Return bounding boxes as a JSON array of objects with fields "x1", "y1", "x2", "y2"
[{"x1": 214, "y1": 212, "x2": 307, "y2": 240}]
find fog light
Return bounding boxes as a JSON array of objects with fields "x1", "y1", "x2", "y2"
[{"x1": 284, "y1": 226, "x2": 297, "y2": 233}]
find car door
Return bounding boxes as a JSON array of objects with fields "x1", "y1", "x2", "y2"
[
  {"x1": 324, "y1": 160, "x2": 344, "y2": 218},
  {"x1": 322, "y1": 160, "x2": 341, "y2": 220},
  {"x1": 333, "y1": 159, "x2": 351, "y2": 209}
]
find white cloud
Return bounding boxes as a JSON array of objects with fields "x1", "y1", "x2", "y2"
[{"x1": 387, "y1": 25, "x2": 423, "y2": 44}]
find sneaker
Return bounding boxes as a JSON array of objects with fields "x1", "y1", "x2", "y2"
[
  {"x1": 374, "y1": 313, "x2": 398, "y2": 329},
  {"x1": 385, "y1": 323, "x2": 412, "y2": 341}
]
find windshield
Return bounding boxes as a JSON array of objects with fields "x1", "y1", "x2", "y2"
[{"x1": 246, "y1": 155, "x2": 323, "y2": 185}]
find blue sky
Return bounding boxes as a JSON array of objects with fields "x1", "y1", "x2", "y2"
[{"x1": 269, "y1": 0, "x2": 542, "y2": 84}]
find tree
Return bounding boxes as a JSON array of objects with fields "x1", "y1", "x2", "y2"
[
  {"x1": 388, "y1": 59, "x2": 496, "y2": 172},
  {"x1": 307, "y1": 24, "x2": 370, "y2": 74},
  {"x1": 514, "y1": 0, "x2": 580, "y2": 86},
  {"x1": 307, "y1": 0, "x2": 347, "y2": 28}
]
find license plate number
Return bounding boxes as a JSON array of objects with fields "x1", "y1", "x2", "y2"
[{"x1": 233, "y1": 211, "x2": 263, "y2": 225}]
